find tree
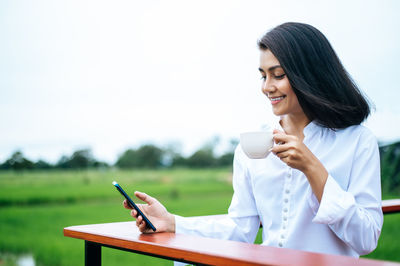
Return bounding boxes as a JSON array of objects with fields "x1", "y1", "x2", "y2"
[
  {"x1": 56, "y1": 155, "x2": 71, "y2": 169},
  {"x1": 1, "y1": 151, "x2": 34, "y2": 170},
  {"x1": 135, "y1": 144, "x2": 164, "y2": 168},
  {"x1": 116, "y1": 144, "x2": 164, "y2": 168},
  {"x1": 171, "y1": 154, "x2": 187, "y2": 167},
  {"x1": 186, "y1": 149, "x2": 215, "y2": 168},
  {"x1": 380, "y1": 141, "x2": 400, "y2": 194},
  {"x1": 92, "y1": 161, "x2": 109, "y2": 168},
  {"x1": 116, "y1": 149, "x2": 139, "y2": 168},
  {"x1": 55, "y1": 149, "x2": 102, "y2": 169},
  {"x1": 34, "y1": 159, "x2": 53, "y2": 169},
  {"x1": 69, "y1": 149, "x2": 94, "y2": 169},
  {"x1": 216, "y1": 138, "x2": 238, "y2": 167},
  {"x1": 217, "y1": 152, "x2": 234, "y2": 166}
]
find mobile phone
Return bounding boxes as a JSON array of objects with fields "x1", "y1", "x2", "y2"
[{"x1": 112, "y1": 181, "x2": 157, "y2": 232}]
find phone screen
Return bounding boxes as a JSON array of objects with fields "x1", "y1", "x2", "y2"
[{"x1": 112, "y1": 181, "x2": 156, "y2": 232}]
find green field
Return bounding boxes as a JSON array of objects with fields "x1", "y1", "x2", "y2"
[{"x1": 0, "y1": 169, "x2": 399, "y2": 265}]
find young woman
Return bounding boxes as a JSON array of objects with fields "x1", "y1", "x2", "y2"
[{"x1": 123, "y1": 22, "x2": 383, "y2": 257}]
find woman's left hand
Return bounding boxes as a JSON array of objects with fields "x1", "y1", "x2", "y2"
[{"x1": 271, "y1": 129, "x2": 328, "y2": 201}]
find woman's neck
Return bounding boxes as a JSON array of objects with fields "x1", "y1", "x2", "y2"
[{"x1": 280, "y1": 114, "x2": 311, "y2": 140}]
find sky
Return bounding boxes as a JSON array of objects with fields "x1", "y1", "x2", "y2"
[{"x1": 1, "y1": 0, "x2": 400, "y2": 164}]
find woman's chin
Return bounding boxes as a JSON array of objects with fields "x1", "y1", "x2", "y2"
[{"x1": 272, "y1": 108, "x2": 284, "y2": 116}]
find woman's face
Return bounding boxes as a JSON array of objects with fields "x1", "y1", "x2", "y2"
[{"x1": 259, "y1": 49, "x2": 304, "y2": 117}]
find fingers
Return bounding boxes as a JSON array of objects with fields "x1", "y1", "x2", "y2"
[
  {"x1": 135, "y1": 215, "x2": 150, "y2": 233},
  {"x1": 273, "y1": 132, "x2": 291, "y2": 144},
  {"x1": 130, "y1": 209, "x2": 138, "y2": 218},
  {"x1": 274, "y1": 150, "x2": 291, "y2": 159},
  {"x1": 130, "y1": 203, "x2": 145, "y2": 217},
  {"x1": 135, "y1": 191, "x2": 156, "y2": 205},
  {"x1": 136, "y1": 214, "x2": 142, "y2": 227},
  {"x1": 123, "y1": 200, "x2": 133, "y2": 209},
  {"x1": 271, "y1": 143, "x2": 290, "y2": 154}
]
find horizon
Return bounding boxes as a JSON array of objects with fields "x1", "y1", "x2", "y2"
[{"x1": 2, "y1": 134, "x2": 400, "y2": 166}]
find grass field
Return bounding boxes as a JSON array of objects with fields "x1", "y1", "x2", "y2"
[{"x1": 0, "y1": 169, "x2": 399, "y2": 265}]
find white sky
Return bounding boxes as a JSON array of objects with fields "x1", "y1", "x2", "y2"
[{"x1": 1, "y1": 0, "x2": 400, "y2": 164}]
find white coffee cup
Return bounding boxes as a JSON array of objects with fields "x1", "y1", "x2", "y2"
[{"x1": 240, "y1": 131, "x2": 274, "y2": 159}]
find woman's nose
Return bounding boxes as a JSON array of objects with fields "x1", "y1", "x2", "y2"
[{"x1": 261, "y1": 80, "x2": 276, "y2": 95}]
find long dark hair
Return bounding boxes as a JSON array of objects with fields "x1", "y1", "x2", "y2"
[{"x1": 258, "y1": 22, "x2": 371, "y2": 129}]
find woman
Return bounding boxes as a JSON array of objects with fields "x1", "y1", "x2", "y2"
[{"x1": 123, "y1": 22, "x2": 383, "y2": 257}]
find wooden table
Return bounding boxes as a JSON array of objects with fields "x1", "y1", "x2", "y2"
[{"x1": 64, "y1": 221, "x2": 399, "y2": 266}]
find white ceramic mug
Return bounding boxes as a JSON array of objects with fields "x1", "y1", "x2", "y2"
[{"x1": 240, "y1": 131, "x2": 274, "y2": 159}]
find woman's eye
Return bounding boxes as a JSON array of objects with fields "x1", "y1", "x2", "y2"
[
  {"x1": 260, "y1": 76, "x2": 266, "y2": 81},
  {"x1": 274, "y1": 74, "x2": 286, "y2": 79}
]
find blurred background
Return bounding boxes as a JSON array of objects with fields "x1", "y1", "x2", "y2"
[{"x1": 1, "y1": 0, "x2": 400, "y2": 265}]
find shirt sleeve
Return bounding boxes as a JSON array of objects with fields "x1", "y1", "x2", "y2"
[
  {"x1": 308, "y1": 129, "x2": 383, "y2": 255},
  {"x1": 174, "y1": 145, "x2": 260, "y2": 244}
]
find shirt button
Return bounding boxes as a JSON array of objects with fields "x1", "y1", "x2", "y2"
[
  {"x1": 281, "y1": 234, "x2": 285, "y2": 239},
  {"x1": 285, "y1": 189, "x2": 290, "y2": 194},
  {"x1": 283, "y1": 225, "x2": 286, "y2": 230},
  {"x1": 283, "y1": 216, "x2": 287, "y2": 221},
  {"x1": 283, "y1": 208, "x2": 288, "y2": 213},
  {"x1": 284, "y1": 198, "x2": 289, "y2": 203},
  {"x1": 278, "y1": 242, "x2": 283, "y2": 247},
  {"x1": 287, "y1": 173, "x2": 291, "y2": 178}
]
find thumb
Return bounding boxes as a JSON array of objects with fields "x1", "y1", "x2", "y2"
[{"x1": 135, "y1": 191, "x2": 156, "y2": 205}]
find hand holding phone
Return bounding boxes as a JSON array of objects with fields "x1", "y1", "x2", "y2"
[{"x1": 112, "y1": 181, "x2": 157, "y2": 232}]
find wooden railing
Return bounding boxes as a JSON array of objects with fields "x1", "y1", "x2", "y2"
[
  {"x1": 381, "y1": 199, "x2": 400, "y2": 214},
  {"x1": 63, "y1": 199, "x2": 400, "y2": 266}
]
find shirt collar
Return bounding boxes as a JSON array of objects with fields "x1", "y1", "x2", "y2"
[
  {"x1": 303, "y1": 120, "x2": 323, "y2": 144},
  {"x1": 303, "y1": 120, "x2": 318, "y2": 135},
  {"x1": 274, "y1": 118, "x2": 318, "y2": 136}
]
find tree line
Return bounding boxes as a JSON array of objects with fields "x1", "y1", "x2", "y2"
[
  {"x1": 1, "y1": 140, "x2": 400, "y2": 195},
  {"x1": 0, "y1": 139, "x2": 238, "y2": 170},
  {"x1": 379, "y1": 141, "x2": 400, "y2": 195}
]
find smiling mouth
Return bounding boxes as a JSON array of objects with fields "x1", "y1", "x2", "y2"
[{"x1": 269, "y1": 95, "x2": 286, "y2": 104}]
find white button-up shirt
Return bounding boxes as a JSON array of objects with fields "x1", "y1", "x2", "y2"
[{"x1": 175, "y1": 122, "x2": 383, "y2": 257}]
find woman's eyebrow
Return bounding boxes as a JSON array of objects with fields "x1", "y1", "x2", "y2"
[
  {"x1": 258, "y1": 65, "x2": 282, "y2": 73},
  {"x1": 268, "y1": 65, "x2": 282, "y2": 71}
]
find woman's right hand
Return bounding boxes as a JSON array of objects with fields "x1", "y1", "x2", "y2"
[{"x1": 123, "y1": 191, "x2": 175, "y2": 233}]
